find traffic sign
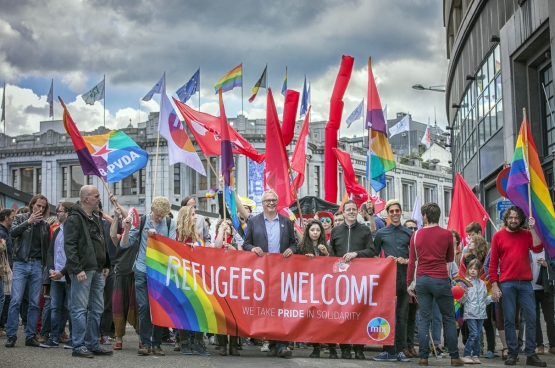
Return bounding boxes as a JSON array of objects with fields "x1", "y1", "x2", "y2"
[{"x1": 497, "y1": 200, "x2": 513, "y2": 220}]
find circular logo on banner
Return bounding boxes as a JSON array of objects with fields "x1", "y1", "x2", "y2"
[{"x1": 367, "y1": 317, "x2": 390, "y2": 341}]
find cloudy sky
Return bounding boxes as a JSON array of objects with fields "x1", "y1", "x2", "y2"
[{"x1": 0, "y1": 0, "x2": 448, "y2": 137}]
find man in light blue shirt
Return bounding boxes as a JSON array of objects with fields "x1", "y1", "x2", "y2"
[{"x1": 121, "y1": 197, "x2": 176, "y2": 357}]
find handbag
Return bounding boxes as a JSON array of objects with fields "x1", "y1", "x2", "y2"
[
  {"x1": 408, "y1": 230, "x2": 419, "y2": 291},
  {"x1": 0, "y1": 250, "x2": 12, "y2": 296}
]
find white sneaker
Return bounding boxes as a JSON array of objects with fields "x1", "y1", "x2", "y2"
[
  {"x1": 261, "y1": 343, "x2": 270, "y2": 352},
  {"x1": 208, "y1": 336, "x2": 216, "y2": 345}
]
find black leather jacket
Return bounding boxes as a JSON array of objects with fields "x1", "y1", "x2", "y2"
[{"x1": 9, "y1": 213, "x2": 50, "y2": 266}]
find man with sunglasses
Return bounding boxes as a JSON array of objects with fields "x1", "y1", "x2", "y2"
[{"x1": 373, "y1": 199, "x2": 413, "y2": 363}]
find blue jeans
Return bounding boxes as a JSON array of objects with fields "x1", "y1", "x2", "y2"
[
  {"x1": 499, "y1": 281, "x2": 536, "y2": 357},
  {"x1": 415, "y1": 276, "x2": 459, "y2": 359},
  {"x1": 6, "y1": 260, "x2": 42, "y2": 339},
  {"x1": 40, "y1": 296, "x2": 51, "y2": 336},
  {"x1": 135, "y1": 271, "x2": 162, "y2": 347},
  {"x1": 464, "y1": 319, "x2": 484, "y2": 357},
  {"x1": 70, "y1": 270, "x2": 104, "y2": 352},
  {"x1": 49, "y1": 281, "x2": 71, "y2": 343},
  {"x1": 431, "y1": 300, "x2": 442, "y2": 345}
]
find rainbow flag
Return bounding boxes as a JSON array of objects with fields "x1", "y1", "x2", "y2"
[
  {"x1": 506, "y1": 114, "x2": 555, "y2": 256},
  {"x1": 365, "y1": 57, "x2": 396, "y2": 191},
  {"x1": 205, "y1": 188, "x2": 218, "y2": 199},
  {"x1": 145, "y1": 236, "x2": 233, "y2": 333},
  {"x1": 214, "y1": 64, "x2": 242, "y2": 93},
  {"x1": 281, "y1": 66, "x2": 288, "y2": 97}
]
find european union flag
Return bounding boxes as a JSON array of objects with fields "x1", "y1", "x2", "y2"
[
  {"x1": 176, "y1": 69, "x2": 200, "y2": 103},
  {"x1": 300, "y1": 76, "x2": 309, "y2": 117}
]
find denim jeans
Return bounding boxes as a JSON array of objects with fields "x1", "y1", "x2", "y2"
[
  {"x1": 415, "y1": 276, "x2": 459, "y2": 359},
  {"x1": 40, "y1": 296, "x2": 51, "y2": 336},
  {"x1": 499, "y1": 280, "x2": 536, "y2": 357},
  {"x1": 6, "y1": 260, "x2": 42, "y2": 339},
  {"x1": 70, "y1": 270, "x2": 104, "y2": 352},
  {"x1": 135, "y1": 271, "x2": 162, "y2": 347},
  {"x1": 386, "y1": 267, "x2": 409, "y2": 354},
  {"x1": 464, "y1": 319, "x2": 484, "y2": 357},
  {"x1": 431, "y1": 300, "x2": 442, "y2": 345},
  {"x1": 49, "y1": 281, "x2": 71, "y2": 343}
]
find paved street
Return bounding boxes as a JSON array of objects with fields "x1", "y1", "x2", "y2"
[{"x1": 2, "y1": 325, "x2": 555, "y2": 368}]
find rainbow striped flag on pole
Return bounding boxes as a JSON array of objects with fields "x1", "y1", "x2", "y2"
[
  {"x1": 214, "y1": 64, "x2": 242, "y2": 93},
  {"x1": 366, "y1": 57, "x2": 396, "y2": 191},
  {"x1": 506, "y1": 110, "x2": 555, "y2": 256}
]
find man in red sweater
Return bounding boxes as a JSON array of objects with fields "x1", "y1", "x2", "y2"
[
  {"x1": 489, "y1": 206, "x2": 545, "y2": 367},
  {"x1": 406, "y1": 203, "x2": 463, "y2": 367}
]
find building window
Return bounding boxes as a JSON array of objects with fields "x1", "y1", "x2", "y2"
[
  {"x1": 314, "y1": 166, "x2": 320, "y2": 197},
  {"x1": 210, "y1": 157, "x2": 217, "y2": 188},
  {"x1": 12, "y1": 169, "x2": 18, "y2": 189},
  {"x1": 541, "y1": 64, "x2": 554, "y2": 155},
  {"x1": 401, "y1": 181, "x2": 415, "y2": 212},
  {"x1": 174, "y1": 164, "x2": 181, "y2": 195},
  {"x1": 121, "y1": 171, "x2": 138, "y2": 196},
  {"x1": 62, "y1": 167, "x2": 68, "y2": 197},
  {"x1": 379, "y1": 177, "x2": 394, "y2": 201},
  {"x1": 20, "y1": 168, "x2": 34, "y2": 194},
  {"x1": 70, "y1": 165, "x2": 85, "y2": 197},
  {"x1": 198, "y1": 197, "x2": 207, "y2": 211},
  {"x1": 199, "y1": 159, "x2": 207, "y2": 190},
  {"x1": 423, "y1": 184, "x2": 437, "y2": 204},
  {"x1": 140, "y1": 168, "x2": 146, "y2": 195},
  {"x1": 36, "y1": 168, "x2": 42, "y2": 193},
  {"x1": 444, "y1": 190, "x2": 452, "y2": 215},
  {"x1": 191, "y1": 169, "x2": 197, "y2": 194}
]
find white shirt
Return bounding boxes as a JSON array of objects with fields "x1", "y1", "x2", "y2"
[{"x1": 530, "y1": 249, "x2": 545, "y2": 290}]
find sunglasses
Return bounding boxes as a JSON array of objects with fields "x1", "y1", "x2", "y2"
[
  {"x1": 408, "y1": 226, "x2": 418, "y2": 231},
  {"x1": 320, "y1": 218, "x2": 331, "y2": 223},
  {"x1": 388, "y1": 209, "x2": 401, "y2": 214}
]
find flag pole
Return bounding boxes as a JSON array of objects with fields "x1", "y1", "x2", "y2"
[
  {"x1": 367, "y1": 127, "x2": 372, "y2": 195},
  {"x1": 153, "y1": 73, "x2": 166, "y2": 197},
  {"x1": 103, "y1": 75, "x2": 106, "y2": 128},
  {"x1": 198, "y1": 66, "x2": 201, "y2": 112},
  {"x1": 488, "y1": 217, "x2": 499, "y2": 232},
  {"x1": 203, "y1": 152, "x2": 218, "y2": 178},
  {"x1": 523, "y1": 107, "x2": 532, "y2": 219},
  {"x1": 287, "y1": 162, "x2": 304, "y2": 221},
  {"x1": 52, "y1": 79, "x2": 54, "y2": 121},
  {"x1": 241, "y1": 63, "x2": 244, "y2": 116}
]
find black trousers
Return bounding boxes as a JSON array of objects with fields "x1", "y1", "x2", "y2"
[
  {"x1": 535, "y1": 288, "x2": 555, "y2": 348},
  {"x1": 100, "y1": 267, "x2": 115, "y2": 336}
]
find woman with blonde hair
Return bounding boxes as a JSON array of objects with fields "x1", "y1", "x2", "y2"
[{"x1": 174, "y1": 205, "x2": 210, "y2": 357}]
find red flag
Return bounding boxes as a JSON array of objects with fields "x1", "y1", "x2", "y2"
[
  {"x1": 265, "y1": 88, "x2": 295, "y2": 211},
  {"x1": 333, "y1": 147, "x2": 368, "y2": 206},
  {"x1": 291, "y1": 106, "x2": 310, "y2": 189},
  {"x1": 447, "y1": 173, "x2": 489, "y2": 246},
  {"x1": 173, "y1": 98, "x2": 264, "y2": 163},
  {"x1": 281, "y1": 89, "x2": 300, "y2": 146}
]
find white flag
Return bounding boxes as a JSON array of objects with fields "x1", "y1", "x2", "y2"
[
  {"x1": 411, "y1": 196, "x2": 422, "y2": 229},
  {"x1": 421, "y1": 120, "x2": 432, "y2": 148},
  {"x1": 388, "y1": 114, "x2": 410, "y2": 137},
  {"x1": 47, "y1": 79, "x2": 53, "y2": 117},
  {"x1": 81, "y1": 78, "x2": 105, "y2": 105},
  {"x1": 346, "y1": 99, "x2": 364, "y2": 128},
  {"x1": 158, "y1": 92, "x2": 205, "y2": 175},
  {"x1": 142, "y1": 73, "x2": 165, "y2": 101}
]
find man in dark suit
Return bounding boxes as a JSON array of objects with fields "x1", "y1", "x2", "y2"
[{"x1": 242, "y1": 189, "x2": 296, "y2": 358}]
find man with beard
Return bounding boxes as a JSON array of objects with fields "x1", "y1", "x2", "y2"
[{"x1": 489, "y1": 206, "x2": 546, "y2": 367}]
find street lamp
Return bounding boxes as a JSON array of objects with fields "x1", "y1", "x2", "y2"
[{"x1": 412, "y1": 84, "x2": 446, "y2": 93}]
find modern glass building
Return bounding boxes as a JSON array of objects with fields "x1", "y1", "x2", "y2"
[{"x1": 444, "y1": 0, "x2": 555, "y2": 235}]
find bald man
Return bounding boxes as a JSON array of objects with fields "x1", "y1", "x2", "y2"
[{"x1": 64, "y1": 185, "x2": 112, "y2": 358}]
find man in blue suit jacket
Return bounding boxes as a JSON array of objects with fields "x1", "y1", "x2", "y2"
[{"x1": 242, "y1": 189, "x2": 296, "y2": 358}]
